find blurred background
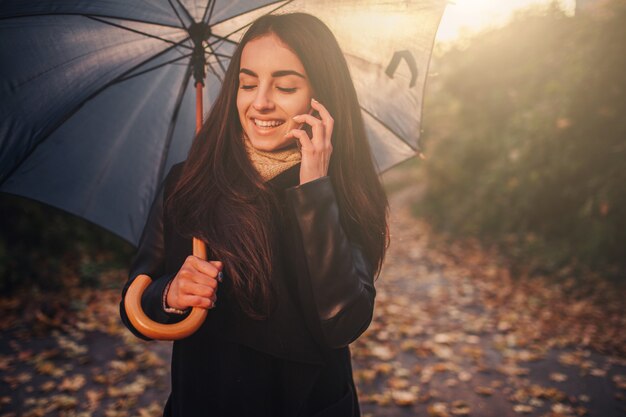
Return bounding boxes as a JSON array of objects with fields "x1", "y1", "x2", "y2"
[{"x1": 419, "y1": 0, "x2": 625, "y2": 279}]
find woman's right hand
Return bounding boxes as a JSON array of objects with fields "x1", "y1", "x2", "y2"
[{"x1": 166, "y1": 256, "x2": 223, "y2": 310}]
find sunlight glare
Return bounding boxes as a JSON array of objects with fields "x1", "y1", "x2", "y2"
[{"x1": 436, "y1": 0, "x2": 576, "y2": 43}]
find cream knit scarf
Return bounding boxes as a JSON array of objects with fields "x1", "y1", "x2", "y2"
[{"x1": 243, "y1": 135, "x2": 301, "y2": 182}]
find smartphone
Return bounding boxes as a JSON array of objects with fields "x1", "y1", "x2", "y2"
[{"x1": 294, "y1": 107, "x2": 319, "y2": 149}]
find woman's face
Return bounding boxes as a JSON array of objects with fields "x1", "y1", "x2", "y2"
[{"x1": 237, "y1": 33, "x2": 313, "y2": 152}]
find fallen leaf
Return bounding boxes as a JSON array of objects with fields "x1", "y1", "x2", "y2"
[
  {"x1": 428, "y1": 402, "x2": 450, "y2": 417},
  {"x1": 391, "y1": 390, "x2": 417, "y2": 406},
  {"x1": 387, "y1": 377, "x2": 410, "y2": 389},
  {"x1": 458, "y1": 371, "x2": 472, "y2": 382},
  {"x1": 550, "y1": 372, "x2": 568, "y2": 382},
  {"x1": 451, "y1": 400, "x2": 470, "y2": 416},
  {"x1": 59, "y1": 374, "x2": 86, "y2": 392},
  {"x1": 513, "y1": 404, "x2": 534, "y2": 414},
  {"x1": 475, "y1": 386, "x2": 494, "y2": 396}
]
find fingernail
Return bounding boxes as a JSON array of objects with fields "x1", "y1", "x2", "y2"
[
  {"x1": 292, "y1": 115, "x2": 300, "y2": 120},
  {"x1": 311, "y1": 98, "x2": 318, "y2": 103}
]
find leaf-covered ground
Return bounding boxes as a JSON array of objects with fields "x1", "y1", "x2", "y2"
[
  {"x1": 354, "y1": 177, "x2": 626, "y2": 417},
  {"x1": 1, "y1": 176, "x2": 625, "y2": 417}
]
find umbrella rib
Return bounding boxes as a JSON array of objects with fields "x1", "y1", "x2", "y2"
[
  {"x1": 360, "y1": 106, "x2": 418, "y2": 152},
  {"x1": 0, "y1": 12, "x2": 183, "y2": 29},
  {"x1": 207, "y1": 34, "x2": 238, "y2": 47},
  {"x1": 157, "y1": 63, "x2": 194, "y2": 188},
  {"x1": 174, "y1": 0, "x2": 194, "y2": 24},
  {"x1": 207, "y1": 0, "x2": 293, "y2": 50},
  {"x1": 0, "y1": 42, "x2": 188, "y2": 187},
  {"x1": 205, "y1": 58, "x2": 223, "y2": 83},
  {"x1": 208, "y1": 0, "x2": 292, "y2": 27},
  {"x1": 87, "y1": 15, "x2": 192, "y2": 51},
  {"x1": 116, "y1": 52, "x2": 193, "y2": 84},
  {"x1": 205, "y1": 43, "x2": 227, "y2": 76},
  {"x1": 167, "y1": 0, "x2": 189, "y2": 29},
  {"x1": 202, "y1": 48, "x2": 232, "y2": 59},
  {"x1": 202, "y1": 0, "x2": 217, "y2": 24}
]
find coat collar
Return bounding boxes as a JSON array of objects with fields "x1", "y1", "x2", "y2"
[{"x1": 266, "y1": 162, "x2": 301, "y2": 191}]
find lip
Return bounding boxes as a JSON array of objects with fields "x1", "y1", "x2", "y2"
[{"x1": 249, "y1": 116, "x2": 285, "y2": 123}]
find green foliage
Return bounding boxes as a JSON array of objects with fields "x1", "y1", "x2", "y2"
[
  {"x1": 420, "y1": 1, "x2": 626, "y2": 273},
  {"x1": 0, "y1": 194, "x2": 134, "y2": 293}
]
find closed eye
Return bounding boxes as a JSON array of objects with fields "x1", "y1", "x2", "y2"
[
  {"x1": 277, "y1": 87, "x2": 297, "y2": 93},
  {"x1": 240, "y1": 85, "x2": 256, "y2": 90}
]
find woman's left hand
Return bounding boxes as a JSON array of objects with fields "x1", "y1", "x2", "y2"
[{"x1": 285, "y1": 98, "x2": 334, "y2": 185}]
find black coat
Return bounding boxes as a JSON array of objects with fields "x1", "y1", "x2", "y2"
[{"x1": 119, "y1": 162, "x2": 376, "y2": 417}]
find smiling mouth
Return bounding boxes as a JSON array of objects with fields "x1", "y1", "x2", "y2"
[{"x1": 253, "y1": 118, "x2": 285, "y2": 128}]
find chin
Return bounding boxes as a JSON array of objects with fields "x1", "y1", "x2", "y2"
[{"x1": 247, "y1": 135, "x2": 295, "y2": 153}]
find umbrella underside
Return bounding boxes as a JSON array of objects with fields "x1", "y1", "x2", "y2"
[{"x1": 0, "y1": 0, "x2": 445, "y2": 244}]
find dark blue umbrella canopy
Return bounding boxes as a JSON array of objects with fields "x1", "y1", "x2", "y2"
[{"x1": 0, "y1": 0, "x2": 446, "y2": 246}]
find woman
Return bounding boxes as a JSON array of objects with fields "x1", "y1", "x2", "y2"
[{"x1": 120, "y1": 12, "x2": 389, "y2": 417}]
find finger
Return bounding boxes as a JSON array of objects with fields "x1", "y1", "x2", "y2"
[
  {"x1": 209, "y1": 260, "x2": 223, "y2": 271},
  {"x1": 179, "y1": 280, "x2": 216, "y2": 298},
  {"x1": 209, "y1": 260, "x2": 224, "y2": 282},
  {"x1": 292, "y1": 113, "x2": 322, "y2": 127},
  {"x1": 284, "y1": 128, "x2": 313, "y2": 150},
  {"x1": 184, "y1": 294, "x2": 214, "y2": 310},
  {"x1": 188, "y1": 255, "x2": 220, "y2": 278},
  {"x1": 292, "y1": 114, "x2": 324, "y2": 143},
  {"x1": 311, "y1": 98, "x2": 335, "y2": 140},
  {"x1": 181, "y1": 267, "x2": 218, "y2": 289}
]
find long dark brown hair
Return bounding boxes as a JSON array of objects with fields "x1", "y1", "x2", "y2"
[{"x1": 166, "y1": 13, "x2": 389, "y2": 319}]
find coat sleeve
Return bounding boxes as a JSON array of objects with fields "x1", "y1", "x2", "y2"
[
  {"x1": 285, "y1": 176, "x2": 376, "y2": 349},
  {"x1": 119, "y1": 171, "x2": 190, "y2": 341}
]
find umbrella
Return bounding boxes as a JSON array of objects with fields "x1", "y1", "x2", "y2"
[{"x1": 0, "y1": 0, "x2": 446, "y2": 339}]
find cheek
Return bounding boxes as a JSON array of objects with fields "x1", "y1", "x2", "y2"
[{"x1": 283, "y1": 94, "x2": 312, "y2": 116}]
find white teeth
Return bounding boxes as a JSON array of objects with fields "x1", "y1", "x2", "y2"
[{"x1": 254, "y1": 119, "x2": 284, "y2": 128}]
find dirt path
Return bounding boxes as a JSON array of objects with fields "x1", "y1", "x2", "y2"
[
  {"x1": 352, "y1": 177, "x2": 626, "y2": 417},
  {"x1": 1, "y1": 174, "x2": 625, "y2": 417}
]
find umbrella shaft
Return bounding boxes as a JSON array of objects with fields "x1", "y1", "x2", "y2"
[{"x1": 196, "y1": 82, "x2": 203, "y2": 134}]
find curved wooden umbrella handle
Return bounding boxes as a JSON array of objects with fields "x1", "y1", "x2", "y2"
[{"x1": 124, "y1": 237, "x2": 209, "y2": 340}]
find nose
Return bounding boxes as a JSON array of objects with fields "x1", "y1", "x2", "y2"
[{"x1": 252, "y1": 85, "x2": 275, "y2": 111}]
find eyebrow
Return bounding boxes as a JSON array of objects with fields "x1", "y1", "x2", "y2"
[{"x1": 239, "y1": 68, "x2": 306, "y2": 79}]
